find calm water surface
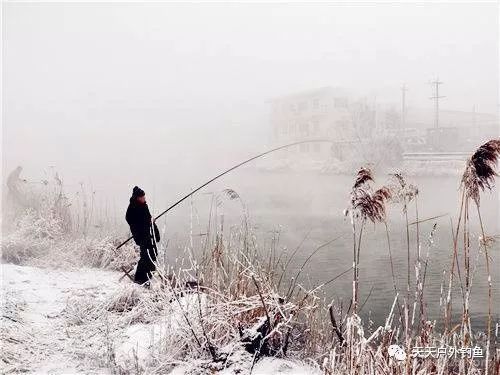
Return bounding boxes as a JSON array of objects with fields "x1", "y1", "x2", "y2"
[{"x1": 146, "y1": 170, "x2": 500, "y2": 331}]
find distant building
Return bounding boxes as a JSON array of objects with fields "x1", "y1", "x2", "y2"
[
  {"x1": 269, "y1": 86, "x2": 498, "y2": 172},
  {"x1": 269, "y1": 87, "x2": 375, "y2": 163},
  {"x1": 382, "y1": 106, "x2": 499, "y2": 152}
]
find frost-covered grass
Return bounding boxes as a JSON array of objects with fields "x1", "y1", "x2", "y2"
[
  {"x1": 2, "y1": 173, "x2": 137, "y2": 271},
  {"x1": 1, "y1": 264, "x2": 122, "y2": 374},
  {"x1": 2, "y1": 261, "x2": 489, "y2": 374},
  {"x1": 64, "y1": 273, "x2": 325, "y2": 375},
  {"x1": 2, "y1": 150, "x2": 499, "y2": 374},
  {"x1": 1, "y1": 289, "x2": 31, "y2": 373},
  {"x1": 0, "y1": 262, "x2": 322, "y2": 374},
  {"x1": 2, "y1": 207, "x2": 137, "y2": 271}
]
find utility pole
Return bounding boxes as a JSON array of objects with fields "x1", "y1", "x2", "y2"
[
  {"x1": 429, "y1": 78, "x2": 445, "y2": 128},
  {"x1": 400, "y1": 83, "x2": 408, "y2": 129}
]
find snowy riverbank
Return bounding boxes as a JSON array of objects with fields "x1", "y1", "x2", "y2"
[{"x1": 1, "y1": 263, "x2": 319, "y2": 374}]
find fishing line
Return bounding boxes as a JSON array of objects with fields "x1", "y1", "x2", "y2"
[{"x1": 116, "y1": 139, "x2": 334, "y2": 250}]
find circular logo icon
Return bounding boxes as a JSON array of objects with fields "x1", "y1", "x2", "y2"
[{"x1": 388, "y1": 344, "x2": 407, "y2": 361}]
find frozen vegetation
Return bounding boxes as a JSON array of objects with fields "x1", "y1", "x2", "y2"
[{"x1": 1, "y1": 140, "x2": 499, "y2": 374}]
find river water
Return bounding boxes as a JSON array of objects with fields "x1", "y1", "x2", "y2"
[{"x1": 152, "y1": 170, "x2": 499, "y2": 332}]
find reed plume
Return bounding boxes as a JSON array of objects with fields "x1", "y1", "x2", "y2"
[
  {"x1": 353, "y1": 166, "x2": 374, "y2": 190},
  {"x1": 461, "y1": 139, "x2": 500, "y2": 205},
  {"x1": 460, "y1": 139, "x2": 500, "y2": 375},
  {"x1": 352, "y1": 186, "x2": 391, "y2": 223},
  {"x1": 389, "y1": 172, "x2": 418, "y2": 209},
  {"x1": 350, "y1": 168, "x2": 391, "y2": 223},
  {"x1": 348, "y1": 167, "x2": 391, "y2": 319},
  {"x1": 221, "y1": 188, "x2": 240, "y2": 200}
]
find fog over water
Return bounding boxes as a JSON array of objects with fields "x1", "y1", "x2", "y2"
[
  {"x1": 3, "y1": 3, "x2": 499, "y2": 173},
  {"x1": 2, "y1": 3, "x2": 499, "y2": 330}
]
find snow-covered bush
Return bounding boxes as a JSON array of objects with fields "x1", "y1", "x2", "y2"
[
  {"x1": 1, "y1": 208, "x2": 134, "y2": 270},
  {"x1": 1, "y1": 209, "x2": 64, "y2": 264},
  {"x1": 69, "y1": 236, "x2": 137, "y2": 271}
]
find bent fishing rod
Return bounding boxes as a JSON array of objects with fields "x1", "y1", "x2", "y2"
[{"x1": 116, "y1": 139, "x2": 334, "y2": 250}]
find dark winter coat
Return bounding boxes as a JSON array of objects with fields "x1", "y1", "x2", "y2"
[{"x1": 125, "y1": 198, "x2": 160, "y2": 247}]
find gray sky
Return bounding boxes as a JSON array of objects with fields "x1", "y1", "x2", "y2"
[{"x1": 2, "y1": 2, "x2": 499, "y2": 184}]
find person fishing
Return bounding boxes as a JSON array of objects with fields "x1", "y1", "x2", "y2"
[
  {"x1": 125, "y1": 186, "x2": 160, "y2": 285},
  {"x1": 116, "y1": 140, "x2": 333, "y2": 283}
]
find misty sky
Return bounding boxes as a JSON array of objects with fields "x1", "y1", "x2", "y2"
[{"x1": 2, "y1": 2, "x2": 499, "y2": 187}]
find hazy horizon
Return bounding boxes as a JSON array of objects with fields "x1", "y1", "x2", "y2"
[{"x1": 2, "y1": 3, "x2": 499, "y2": 186}]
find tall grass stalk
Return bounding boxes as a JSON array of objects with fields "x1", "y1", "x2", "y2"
[{"x1": 461, "y1": 139, "x2": 500, "y2": 374}]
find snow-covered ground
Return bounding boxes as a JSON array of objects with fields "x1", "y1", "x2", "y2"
[
  {"x1": 1, "y1": 263, "x2": 121, "y2": 374},
  {"x1": 1, "y1": 263, "x2": 319, "y2": 374}
]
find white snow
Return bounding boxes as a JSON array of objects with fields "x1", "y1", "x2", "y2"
[
  {"x1": 1, "y1": 263, "x2": 319, "y2": 374},
  {"x1": 1, "y1": 263, "x2": 121, "y2": 374}
]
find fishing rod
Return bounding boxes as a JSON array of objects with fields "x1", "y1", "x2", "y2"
[{"x1": 116, "y1": 139, "x2": 334, "y2": 250}]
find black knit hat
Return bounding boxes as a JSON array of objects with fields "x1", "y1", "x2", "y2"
[{"x1": 132, "y1": 186, "x2": 145, "y2": 198}]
